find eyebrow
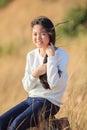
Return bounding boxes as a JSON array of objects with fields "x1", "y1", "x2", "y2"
[{"x1": 32, "y1": 30, "x2": 48, "y2": 33}]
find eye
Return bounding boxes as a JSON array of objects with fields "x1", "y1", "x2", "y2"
[
  {"x1": 32, "y1": 33, "x2": 37, "y2": 36},
  {"x1": 41, "y1": 33, "x2": 46, "y2": 36},
  {"x1": 41, "y1": 32, "x2": 48, "y2": 36}
]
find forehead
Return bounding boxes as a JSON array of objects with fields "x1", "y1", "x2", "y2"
[{"x1": 32, "y1": 24, "x2": 46, "y2": 32}]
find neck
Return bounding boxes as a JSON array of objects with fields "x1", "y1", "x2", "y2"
[{"x1": 39, "y1": 48, "x2": 46, "y2": 57}]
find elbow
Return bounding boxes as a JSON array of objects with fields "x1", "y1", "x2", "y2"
[
  {"x1": 48, "y1": 80, "x2": 59, "y2": 89},
  {"x1": 49, "y1": 82, "x2": 62, "y2": 90},
  {"x1": 48, "y1": 76, "x2": 64, "y2": 89},
  {"x1": 22, "y1": 76, "x2": 31, "y2": 91},
  {"x1": 22, "y1": 79, "x2": 29, "y2": 92}
]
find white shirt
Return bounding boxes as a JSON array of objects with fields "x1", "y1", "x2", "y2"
[{"x1": 22, "y1": 47, "x2": 69, "y2": 106}]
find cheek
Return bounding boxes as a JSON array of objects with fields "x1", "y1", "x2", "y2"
[
  {"x1": 44, "y1": 36, "x2": 50, "y2": 44},
  {"x1": 32, "y1": 36, "x2": 36, "y2": 43},
  {"x1": 46, "y1": 39, "x2": 50, "y2": 45}
]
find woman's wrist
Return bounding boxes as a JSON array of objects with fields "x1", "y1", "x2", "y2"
[{"x1": 32, "y1": 69, "x2": 39, "y2": 78}]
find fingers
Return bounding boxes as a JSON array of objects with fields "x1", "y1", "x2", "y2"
[
  {"x1": 50, "y1": 42, "x2": 54, "y2": 47},
  {"x1": 46, "y1": 42, "x2": 55, "y2": 56}
]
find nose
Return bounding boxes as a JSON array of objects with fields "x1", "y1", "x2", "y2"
[{"x1": 37, "y1": 34, "x2": 41, "y2": 41}]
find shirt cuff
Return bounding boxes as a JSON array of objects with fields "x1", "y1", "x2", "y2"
[{"x1": 30, "y1": 74, "x2": 38, "y2": 81}]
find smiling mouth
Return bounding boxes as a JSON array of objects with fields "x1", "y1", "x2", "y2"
[{"x1": 36, "y1": 41, "x2": 43, "y2": 44}]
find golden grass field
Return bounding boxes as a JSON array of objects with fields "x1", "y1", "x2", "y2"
[{"x1": 0, "y1": 0, "x2": 87, "y2": 129}]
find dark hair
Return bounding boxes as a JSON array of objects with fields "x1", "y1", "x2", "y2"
[{"x1": 31, "y1": 16, "x2": 56, "y2": 45}]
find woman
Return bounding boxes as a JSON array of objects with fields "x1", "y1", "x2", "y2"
[{"x1": 0, "y1": 16, "x2": 69, "y2": 130}]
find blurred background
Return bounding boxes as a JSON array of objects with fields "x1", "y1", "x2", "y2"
[{"x1": 0, "y1": 0, "x2": 87, "y2": 129}]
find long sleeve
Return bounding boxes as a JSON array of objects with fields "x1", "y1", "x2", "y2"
[
  {"x1": 47, "y1": 49, "x2": 69, "y2": 89},
  {"x1": 22, "y1": 53, "x2": 38, "y2": 92}
]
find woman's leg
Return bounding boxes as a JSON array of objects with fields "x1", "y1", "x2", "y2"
[
  {"x1": 43, "y1": 99, "x2": 60, "y2": 119},
  {"x1": 8, "y1": 97, "x2": 60, "y2": 130},
  {"x1": 8, "y1": 97, "x2": 44, "y2": 130},
  {"x1": 0, "y1": 99, "x2": 29, "y2": 130}
]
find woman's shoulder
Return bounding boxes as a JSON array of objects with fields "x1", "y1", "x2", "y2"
[
  {"x1": 27, "y1": 48, "x2": 38, "y2": 57},
  {"x1": 56, "y1": 47, "x2": 69, "y2": 59},
  {"x1": 56, "y1": 47, "x2": 69, "y2": 55}
]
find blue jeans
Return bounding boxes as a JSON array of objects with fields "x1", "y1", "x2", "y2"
[{"x1": 0, "y1": 97, "x2": 60, "y2": 130}]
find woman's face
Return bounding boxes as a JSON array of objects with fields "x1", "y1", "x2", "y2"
[{"x1": 32, "y1": 24, "x2": 50, "y2": 49}]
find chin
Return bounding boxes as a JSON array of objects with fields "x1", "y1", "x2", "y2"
[
  {"x1": 36, "y1": 45, "x2": 43, "y2": 48},
  {"x1": 37, "y1": 46, "x2": 43, "y2": 49}
]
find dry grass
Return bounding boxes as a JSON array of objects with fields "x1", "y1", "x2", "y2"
[
  {"x1": 0, "y1": 0, "x2": 87, "y2": 130},
  {"x1": 57, "y1": 36, "x2": 87, "y2": 130}
]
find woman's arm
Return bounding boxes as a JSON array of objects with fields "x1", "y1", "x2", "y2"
[
  {"x1": 47, "y1": 51, "x2": 69, "y2": 89},
  {"x1": 32, "y1": 64, "x2": 47, "y2": 78},
  {"x1": 22, "y1": 53, "x2": 47, "y2": 92},
  {"x1": 22, "y1": 53, "x2": 38, "y2": 92}
]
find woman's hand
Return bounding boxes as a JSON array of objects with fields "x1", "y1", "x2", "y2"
[
  {"x1": 46, "y1": 42, "x2": 55, "y2": 57},
  {"x1": 32, "y1": 64, "x2": 47, "y2": 78}
]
